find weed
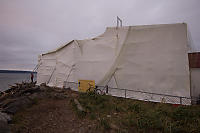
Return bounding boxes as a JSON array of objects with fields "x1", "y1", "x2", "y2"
[
  {"x1": 89, "y1": 113, "x2": 96, "y2": 120},
  {"x1": 76, "y1": 110, "x2": 86, "y2": 118},
  {"x1": 114, "y1": 104, "x2": 125, "y2": 112},
  {"x1": 12, "y1": 114, "x2": 23, "y2": 124},
  {"x1": 75, "y1": 92, "x2": 200, "y2": 133},
  {"x1": 128, "y1": 103, "x2": 141, "y2": 113},
  {"x1": 137, "y1": 116, "x2": 150, "y2": 130},
  {"x1": 100, "y1": 118, "x2": 111, "y2": 131},
  {"x1": 70, "y1": 98, "x2": 86, "y2": 118}
]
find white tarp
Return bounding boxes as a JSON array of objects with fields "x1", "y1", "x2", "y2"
[{"x1": 37, "y1": 23, "x2": 190, "y2": 104}]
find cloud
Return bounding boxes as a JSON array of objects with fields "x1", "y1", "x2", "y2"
[{"x1": 0, "y1": 0, "x2": 200, "y2": 70}]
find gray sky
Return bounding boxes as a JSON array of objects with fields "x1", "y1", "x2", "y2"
[{"x1": 0, "y1": 0, "x2": 200, "y2": 70}]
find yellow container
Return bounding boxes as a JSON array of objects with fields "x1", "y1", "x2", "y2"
[{"x1": 78, "y1": 80, "x2": 95, "y2": 92}]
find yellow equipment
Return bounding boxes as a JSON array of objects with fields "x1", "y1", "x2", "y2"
[{"x1": 78, "y1": 80, "x2": 95, "y2": 92}]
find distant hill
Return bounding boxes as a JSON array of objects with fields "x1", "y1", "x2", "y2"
[{"x1": 0, "y1": 70, "x2": 37, "y2": 73}]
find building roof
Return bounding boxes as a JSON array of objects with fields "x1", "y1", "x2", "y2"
[{"x1": 188, "y1": 52, "x2": 200, "y2": 68}]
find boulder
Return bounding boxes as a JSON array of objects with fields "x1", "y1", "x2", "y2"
[
  {"x1": 40, "y1": 85, "x2": 49, "y2": 91},
  {"x1": 3, "y1": 97, "x2": 34, "y2": 114},
  {"x1": 0, "y1": 112, "x2": 11, "y2": 123},
  {"x1": 74, "y1": 99, "x2": 85, "y2": 112},
  {"x1": 4, "y1": 89, "x2": 14, "y2": 94},
  {"x1": 0, "y1": 92, "x2": 4, "y2": 97},
  {"x1": 28, "y1": 92, "x2": 44, "y2": 100},
  {"x1": 0, "y1": 99, "x2": 17, "y2": 108},
  {"x1": 0, "y1": 94, "x2": 12, "y2": 103},
  {"x1": 0, "y1": 120, "x2": 11, "y2": 133},
  {"x1": 52, "y1": 88, "x2": 65, "y2": 93},
  {"x1": 0, "y1": 112, "x2": 11, "y2": 133},
  {"x1": 20, "y1": 86, "x2": 40, "y2": 95}
]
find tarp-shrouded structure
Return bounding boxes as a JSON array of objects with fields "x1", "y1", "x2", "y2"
[{"x1": 37, "y1": 23, "x2": 191, "y2": 104}]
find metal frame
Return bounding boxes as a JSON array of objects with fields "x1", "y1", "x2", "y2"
[
  {"x1": 47, "y1": 67, "x2": 56, "y2": 84},
  {"x1": 64, "y1": 81, "x2": 197, "y2": 105},
  {"x1": 117, "y1": 16, "x2": 122, "y2": 28}
]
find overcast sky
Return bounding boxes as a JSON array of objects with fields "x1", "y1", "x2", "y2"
[{"x1": 0, "y1": 0, "x2": 200, "y2": 70}]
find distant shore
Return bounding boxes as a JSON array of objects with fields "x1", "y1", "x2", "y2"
[{"x1": 0, "y1": 70, "x2": 37, "y2": 73}]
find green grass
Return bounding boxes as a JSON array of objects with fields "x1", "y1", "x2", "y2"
[{"x1": 76, "y1": 92, "x2": 200, "y2": 133}]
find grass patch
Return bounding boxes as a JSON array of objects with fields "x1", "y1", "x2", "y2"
[
  {"x1": 76, "y1": 92, "x2": 200, "y2": 133},
  {"x1": 70, "y1": 98, "x2": 86, "y2": 118},
  {"x1": 100, "y1": 118, "x2": 111, "y2": 131}
]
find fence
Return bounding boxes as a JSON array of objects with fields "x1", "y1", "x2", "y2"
[{"x1": 64, "y1": 81, "x2": 198, "y2": 105}]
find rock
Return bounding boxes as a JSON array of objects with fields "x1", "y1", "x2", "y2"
[
  {"x1": 0, "y1": 120, "x2": 11, "y2": 133},
  {"x1": 40, "y1": 86, "x2": 48, "y2": 91},
  {"x1": 74, "y1": 99, "x2": 85, "y2": 112},
  {"x1": 32, "y1": 86, "x2": 40, "y2": 90},
  {"x1": 0, "y1": 92, "x2": 4, "y2": 97},
  {"x1": 0, "y1": 112, "x2": 11, "y2": 133},
  {"x1": 28, "y1": 93, "x2": 41, "y2": 100},
  {"x1": 40, "y1": 83, "x2": 46, "y2": 86},
  {"x1": 20, "y1": 84, "x2": 26, "y2": 89},
  {"x1": 64, "y1": 87, "x2": 71, "y2": 90},
  {"x1": 4, "y1": 88, "x2": 14, "y2": 94},
  {"x1": 52, "y1": 93, "x2": 68, "y2": 99},
  {"x1": 52, "y1": 88, "x2": 65, "y2": 93},
  {"x1": 20, "y1": 87, "x2": 40, "y2": 95},
  {"x1": 0, "y1": 99, "x2": 17, "y2": 108},
  {"x1": 25, "y1": 93, "x2": 31, "y2": 96},
  {"x1": 0, "y1": 112, "x2": 11, "y2": 123},
  {"x1": 107, "y1": 115, "x2": 111, "y2": 118},
  {"x1": 110, "y1": 123, "x2": 118, "y2": 130},
  {"x1": 40, "y1": 83, "x2": 49, "y2": 91},
  {"x1": 3, "y1": 97, "x2": 34, "y2": 114},
  {"x1": 0, "y1": 94, "x2": 12, "y2": 104},
  {"x1": 78, "y1": 127, "x2": 84, "y2": 133}
]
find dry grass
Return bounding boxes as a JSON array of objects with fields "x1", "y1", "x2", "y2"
[
  {"x1": 11, "y1": 90, "x2": 200, "y2": 133},
  {"x1": 77, "y1": 92, "x2": 200, "y2": 133}
]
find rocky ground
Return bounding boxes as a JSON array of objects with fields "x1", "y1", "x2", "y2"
[{"x1": 0, "y1": 82, "x2": 96, "y2": 133}]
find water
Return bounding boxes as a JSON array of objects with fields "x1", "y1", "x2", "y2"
[{"x1": 0, "y1": 72, "x2": 37, "y2": 91}]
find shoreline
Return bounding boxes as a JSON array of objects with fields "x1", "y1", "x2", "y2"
[
  {"x1": 0, "y1": 70, "x2": 37, "y2": 74},
  {"x1": 0, "y1": 72, "x2": 37, "y2": 92}
]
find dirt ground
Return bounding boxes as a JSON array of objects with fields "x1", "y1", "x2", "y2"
[
  {"x1": 11, "y1": 97, "x2": 97, "y2": 133},
  {"x1": 6, "y1": 84, "x2": 200, "y2": 133}
]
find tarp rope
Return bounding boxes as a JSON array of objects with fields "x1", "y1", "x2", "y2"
[
  {"x1": 98, "y1": 26, "x2": 131, "y2": 85},
  {"x1": 47, "y1": 67, "x2": 56, "y2": 84}
]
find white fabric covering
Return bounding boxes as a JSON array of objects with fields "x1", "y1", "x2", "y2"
[{"x1": 37, "y1": 23, "x2": 190, "y2": 104}]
